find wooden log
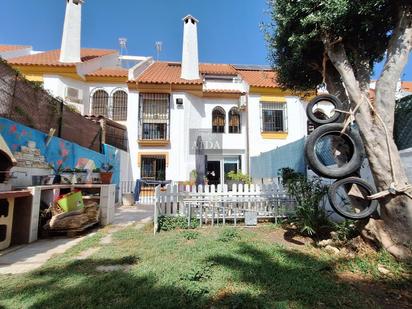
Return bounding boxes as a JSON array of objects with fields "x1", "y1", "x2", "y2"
[{"x1": 47, "y1": 202, "x2": 99, "y2": 230}]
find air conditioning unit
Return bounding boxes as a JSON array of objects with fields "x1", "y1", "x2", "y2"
[{"x1": 65, "y1": 87, "x2": 83, "y2": 104}]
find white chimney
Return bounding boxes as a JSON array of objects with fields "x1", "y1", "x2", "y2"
[
  {"x1": 60, "y1": 0, "x2": 83, "y2": 63},
  {"x1": 181, "y1": 15, "x2": 200, "y2": 80}
]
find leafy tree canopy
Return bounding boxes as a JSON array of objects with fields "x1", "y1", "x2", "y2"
[{"x1": 265, "y1": 0, "x2": 402, "y2": 91}]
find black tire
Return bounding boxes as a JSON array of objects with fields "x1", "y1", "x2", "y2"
[
  {"x1": 305, "y1": 123, "x2": 364, "y2": 179},
  {"x1": 328, "y1": 177, "x2": 378, "y2": 220},
  {"x1": 306, "y1": 94, "x2": 346, "y2": 125}
]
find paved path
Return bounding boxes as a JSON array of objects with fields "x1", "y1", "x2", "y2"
[
  {"x1": 113, "y1": 204, "x2": 153, "y2": 226},
  {"x1": 0, "y1": 204, "x2": 153, "y2": 275}
]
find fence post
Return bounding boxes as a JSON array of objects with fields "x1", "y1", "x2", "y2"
[{"x1": 154, "y1": 185, "x2": 160, "y2": 234}]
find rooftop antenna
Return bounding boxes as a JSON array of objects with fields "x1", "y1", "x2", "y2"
[
  {"x1": 119, "y1": 37, "x2": 128, "y2": 67},
  {"x1": 155, "y1": 41, "x2": 163, "y2": 61}
]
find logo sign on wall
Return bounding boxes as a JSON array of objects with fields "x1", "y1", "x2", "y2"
[{"x1": 189, "y1": 129, "x2": 223, "y2": 155}]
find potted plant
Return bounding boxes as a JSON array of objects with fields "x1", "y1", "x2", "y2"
[
  {"x1": 189, "y1": 170, "x2": 197, "y2": 186},
  {"x1": 226, "y1": 170, "x2": 252, "y2": 188},
  {"x1": 100, "y1": 163, "x2": 113, "y2": 184},
  {"x1": 91, "y1": 168, "x2": 101, "y2": 183}
]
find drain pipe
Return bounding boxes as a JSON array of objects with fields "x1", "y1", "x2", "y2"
[{"x1": 244, "y1": 94, "x2": 250, "y2": 175}]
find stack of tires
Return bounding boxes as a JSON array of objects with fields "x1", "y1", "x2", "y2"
[{"x1": 305, "y1": 95, "x2": 378, "y2": 220}]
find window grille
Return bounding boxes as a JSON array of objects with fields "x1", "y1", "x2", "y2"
[
  {"x1": 261, "y1": 102, "x2": 287, "y2": 132},
  {"x1": 141, "y1": 155, "x2": 166, "y2": 180},
  {"x1": 212, "y1": 107, "x2": 225, "y2": 133},
  {"x1": 228, "y1": 107, "x2": 241, "y2": 133},
  {"x1": 92, "y1": 90, "x2": 109, "y2": 117},
  {"x1": 139, "y1": 93, "x2": 170, "y2": 140},
  {"x1": 112, "y1": 90, "x2": 128, "y2": 121}
]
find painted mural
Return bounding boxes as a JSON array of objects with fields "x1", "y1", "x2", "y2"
[{"x1": 0, "y1": 117, "x2": 120, "y2": 186}]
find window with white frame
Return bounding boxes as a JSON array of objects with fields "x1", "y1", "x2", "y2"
[
  {"x1": 91, "y1": 90, "x2": 109, "y2": 117},
  {"x1": 139, "y1": 93, "x2": 170, "y2": 140},
  {"x1": 112, "y1": 90, "x2": 128, "y2": 121},
  {"x1": 261, "y1": 102, "x2": 287, "y2": 132},
  {"x1": 212, "y1": 107, "x2": 226, "y2": 133},
  {"x1": 228, "y1": 107, "x2": 241, "y2": 133},
  {"x1": 90, "y1": 89, "x2": 128, "y2": 121}
]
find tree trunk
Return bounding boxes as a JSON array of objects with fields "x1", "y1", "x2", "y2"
[{"x1": 321, "y1": 6, "x2": 412, "y2": 260}]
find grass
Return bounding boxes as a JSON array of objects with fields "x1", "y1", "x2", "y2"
[{"x1": 0, "y1": 225, "x2": 410, "y2": 309}]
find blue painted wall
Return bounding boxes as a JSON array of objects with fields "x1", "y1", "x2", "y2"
[
  {"x1": 251, "y1": 138, "x2": 306, "y2": 179},
  {"x1": 0, "y1": 117, "x2": 120, "y2": 185}
]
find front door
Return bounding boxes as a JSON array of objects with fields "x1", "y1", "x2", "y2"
[{"x1": 206, "y1": 161, "x2": 221, "y2": 186}]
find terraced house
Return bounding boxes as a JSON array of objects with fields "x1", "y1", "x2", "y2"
[{"x1": 1, "y1": 0, "x2": 308, "y2": 185}]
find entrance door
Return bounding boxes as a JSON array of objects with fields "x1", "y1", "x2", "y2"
[{"x1": 206, "y1": 161, "x2": 221, "y2": 186}]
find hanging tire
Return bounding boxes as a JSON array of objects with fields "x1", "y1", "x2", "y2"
[
  {"x1": 305, "y1": 123, "x2": 364, "y2": 179},
  {"x1": 328, "y1": 177, "x2": 378, "y2": 220},
  {"x1": 306, "y1": 94, "x2": 346, "y2": 125}
]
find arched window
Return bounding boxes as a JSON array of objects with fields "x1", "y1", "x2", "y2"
[
  {"x1": 212, "y1": 107, "x2": 225, "y2": 133},
  {"x1": 228, "y1": 107, "x2": 241, "y2": 133},
  {"x1": 112, "y1": 90, "x2": 128, "y2": 121},
  {"x1": 92, "y1": 90, "x2": 109, "y2": 117}
]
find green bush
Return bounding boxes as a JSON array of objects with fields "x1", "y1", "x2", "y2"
[
  {"x1": 226, "y1": 170, "x2": 252, "y2": 184},
  {"x1": 158, "y1": 216, "x2": 199, "y2": 231},
  {"x1": 218, "y1": 228, "x2": 240, "y2": 242},
  {"x1": 280, "y1": 168, "x2": 331, "y2": 238},
  {"x1": 332, "y1": 220, "x2": 358, "y2": 241},
  {"x1": 181, "y1": 230, "x2": 200, "y2": 240}
]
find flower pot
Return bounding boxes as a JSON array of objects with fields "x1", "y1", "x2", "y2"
[
  {"x1": 92, "y1": 172, "x2": 101, "y2": 184},
  {"x1": 61, "y1": 172, "x2": 73, "y2": 184},
  {"x1": 100, "y1": 172, "x2": 113, "y2": 184},
  {"x1": 75, "y1": 172, "x2": 87, "y2": 184}
]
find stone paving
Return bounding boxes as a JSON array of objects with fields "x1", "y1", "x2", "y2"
[{"x1": 0, "y1": 204, "x2": 153, "y2": 275}]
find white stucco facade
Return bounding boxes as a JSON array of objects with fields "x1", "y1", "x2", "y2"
[{"x1": 125, "y1": 86, "x2": 308, "y2": 185}]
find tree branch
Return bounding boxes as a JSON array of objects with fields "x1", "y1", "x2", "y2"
[
  {"x1": 322, "y1": 38, "x2": 364, "y2": 108},
  {"x1": 376, "y1": 4, "x2": 412, "y2": 130}
]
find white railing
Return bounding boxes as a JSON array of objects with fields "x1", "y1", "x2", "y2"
[{"x1": 153, "y1": 183, "x2": 296, "y2": 233}]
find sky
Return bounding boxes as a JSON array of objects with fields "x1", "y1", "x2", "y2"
[{"x1": 0, "y1": 0, "x2": 410, "y2": 80}]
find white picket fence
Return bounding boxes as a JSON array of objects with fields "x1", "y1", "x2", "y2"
[{"x1": 153, "y1": 183, "x2": 296, "y2": 233}]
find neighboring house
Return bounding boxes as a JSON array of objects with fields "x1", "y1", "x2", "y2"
[
  {"x1": 0, "y1": 45, "x2": 33, "y2": 60},
  {"x1": 2, "y1": 0, "x2": 308, "y2": 185},
  {"x1": 370, "y1": 80, "x2": 412, "y2": 100}
]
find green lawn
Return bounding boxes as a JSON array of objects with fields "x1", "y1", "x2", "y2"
[{"x1": 0, "y1": 225, "x2": 410, "y2": 309}]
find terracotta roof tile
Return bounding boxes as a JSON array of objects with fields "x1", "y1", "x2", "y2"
[
  {"x1": 200, "y1": 63, "x2": 237, "y2": 75},
  {"x1": 204, "y1": 89, "x2": 245, "y2": 94},
  {"x1": 237, "y1": 69, "x2": 279, "y2": 88},
  {"x1": 136, "y1": 61, "x2": 280, "y2": 88},
  {"x1": 401, "y1": 82, "x2": 412, "y2": 93},
  {"x1": 0, "y1": 45, "x2": 31, "y2": 52},
  {"x1": 8, "y1": 48, "x2": 117, "y2": 67},
  {"x1": 137, "y1": 62, "x2": 202, "y2": 85},
  {"x1": 86, "y1": 67, "x2": 128, "y2": 78}
]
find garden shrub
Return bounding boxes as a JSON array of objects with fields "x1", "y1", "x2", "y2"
[
  {"x1": 158, "y1": 216, "x2": 199, "y2": 231},
  {"x1": 280, "y1": 168, "x2": 332, "y2": 238},
  {"x1": 181, "y1": 230, "x2": 200, "y2": 240},
  {"x1": 332, "y1": 220, "x2": 358, "y2": 241},
  {"x1": 218, "y1": 228, "x2": 240, "y2": 242}
]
